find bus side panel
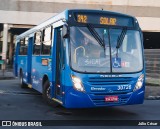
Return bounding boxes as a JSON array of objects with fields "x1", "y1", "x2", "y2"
[
  {"x1": 18, "y1": 56, "x2": 28, "y2": 83},
  {"x1": 31, "y1": 56, "x2": 52, "y2": 93}
]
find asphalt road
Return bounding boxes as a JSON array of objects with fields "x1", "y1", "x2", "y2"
[{"x1": 0, "y1": 79, "x2": 160, "y2": 129}]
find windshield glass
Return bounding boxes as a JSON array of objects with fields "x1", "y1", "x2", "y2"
[{"x1": 70, "y1": 26, "x2": 143, "y2": 73}]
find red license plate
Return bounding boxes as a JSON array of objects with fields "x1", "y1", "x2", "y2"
[{"x1": 105, "y1": 96, "x2": 118, "y2": 102}]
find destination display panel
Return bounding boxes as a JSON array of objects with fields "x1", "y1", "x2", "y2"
[{"x1": 73, "y1": 12, "x2": 134, "y2": 27}]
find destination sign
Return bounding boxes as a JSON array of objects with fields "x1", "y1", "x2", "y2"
[{"x1": 75, "y1": 13, "x2": 134, "y2": 27}]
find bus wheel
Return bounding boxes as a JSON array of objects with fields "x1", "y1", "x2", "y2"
[
  {"x1": 43, "y1": 80, "x2": 59, "y2": 107},
  {"x1": 19, "y1": 71, "x2": 27, "y2": 88}
]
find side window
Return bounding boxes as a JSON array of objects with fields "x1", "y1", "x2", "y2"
[
  {"x1": 33, "y1": 31, "x2": 42, "y2": 55},
  {"x1": 42, "y1": 26, "x2": 52, "y2": 55},
  {"x1": 19, "y1": 39, "x2": 24, "y2": 55},
  {"x1": 19, "y1": 38, "x2": 28, "y2": 55}
]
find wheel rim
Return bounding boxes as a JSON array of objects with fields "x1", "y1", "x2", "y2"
[
  {"x1": 20, "y1": 75, "x2": 23, "y2": 85},
  {"x1": 46, "y1": 86, "x2": 51, "y2": 99}
]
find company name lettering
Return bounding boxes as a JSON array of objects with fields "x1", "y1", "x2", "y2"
[
  {"x1": 100, "y1": 75, "x2": 122, "y2": 77},
  {"x1": 91, "y1": 87, "x2": 106, "y2": 91}
]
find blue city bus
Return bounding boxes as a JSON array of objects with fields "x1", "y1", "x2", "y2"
[{"x1": 14, "y1": 9, "x2": 145, "y2": 108}]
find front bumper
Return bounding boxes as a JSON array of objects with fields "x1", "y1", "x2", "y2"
[{"x1": 64, "y1": 87, "x2": 145, "y2": 108}]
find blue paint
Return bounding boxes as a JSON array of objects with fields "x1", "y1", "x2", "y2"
[{"x1": 14, "y1": 9, "x2": 145, "y2": 108}]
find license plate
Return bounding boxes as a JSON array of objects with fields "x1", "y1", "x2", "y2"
[{"x1": 105, "y1": 96, "x2": 118, "y2": 102}]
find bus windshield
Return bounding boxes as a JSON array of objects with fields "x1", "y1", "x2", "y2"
[{"x1": 70, "y1": 26, "x2": 143, "y2": 73}]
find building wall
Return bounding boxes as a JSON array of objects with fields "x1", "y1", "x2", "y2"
[{"x1": 0, "y1": 0, "x2": 159, "y2": 31}]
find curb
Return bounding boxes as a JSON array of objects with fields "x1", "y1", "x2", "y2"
[
  {"x1": 146, "y1": 83, "x2": 160, "y2": 86},
  {"x1": 0, "y1": 77, "x2": 15, "y2": 80},
  {"x1": 145, "y1": 96, "x2": 160, "y2": 100}
]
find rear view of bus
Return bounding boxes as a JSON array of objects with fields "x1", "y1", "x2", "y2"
[{"x1": 65, "y1": 10, "x2": 145, "y2": 108}]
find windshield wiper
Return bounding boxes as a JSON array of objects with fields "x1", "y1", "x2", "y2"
[
  {"x1": 87, "y1": 24, "x2": 105, "y2": 49},
  {"x1": 116, "y1": 28, "x2": 127, "y2": 57},
  {"x1": 116, "y1": 28, "x2": 127, "y2": 49}
]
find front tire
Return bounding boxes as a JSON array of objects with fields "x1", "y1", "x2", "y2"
[{"x1": 42, "y1": 80, "x2": 59, "y2": 107}]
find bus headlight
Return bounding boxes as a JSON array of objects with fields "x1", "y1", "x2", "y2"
[
  {"x1": 134, "y1": 74, "x2": 144, "y2": 91},
  {"x1": 71, "y1": 75, "x2": 85, "y2": 92}
]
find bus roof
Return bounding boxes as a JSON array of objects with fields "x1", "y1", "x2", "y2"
[
  {"x1": 16, "y1": 10, "x2": 68, "y2": 40},
  {"x1": 69, "y1": 9, "x2": 134, "y2": 18},
  {"x1": 16, "y1": 9, "x2": 136, "y2": 40}
]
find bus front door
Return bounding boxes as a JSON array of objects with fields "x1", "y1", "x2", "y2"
[{"x1": 54, "y1": 28, "x2": 64, "y2": 101}]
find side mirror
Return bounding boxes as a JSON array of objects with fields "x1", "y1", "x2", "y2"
[{"x1": 62, "y1": 24, "x2": 69, "y2": 38}]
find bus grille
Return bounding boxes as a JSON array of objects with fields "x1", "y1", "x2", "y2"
[
  {"x1": 91, "y1": 96, "x2": 130, "y2": 106},
  {"x1": 86, "y1": 77, "x2": 133, "y2": 106},
  {"x1": 88, "y1": 77, "x2": 133, "y2": 86}
]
